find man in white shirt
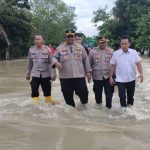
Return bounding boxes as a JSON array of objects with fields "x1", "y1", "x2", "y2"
[{"x1": 109, "y1": 35, "x2": 143, "y2": 109}]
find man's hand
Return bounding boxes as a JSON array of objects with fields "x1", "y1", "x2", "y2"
[
  {"x1": 51, "y1": 76, "x2": 56, "y2": 81},
  {"x1": 86, "y1": 72, "x2": 92, "y2": 83},
  {"x1": 136, "y1": 62, "x2": 143, "y2": 83},
  {"x1": 55, "y1": 63, "x2": 62, "y2": 70},
  {"x1": 109, "y1": 77, "x2": 114, "y2": 86},
  {"x1": 138, "y1": 74, "x2": 144, "y2": 83},
  {"x1": 26, "y1": 73, "x2": 30, "y2": 80}
]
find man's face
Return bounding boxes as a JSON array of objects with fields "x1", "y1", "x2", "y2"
[
  {"x1": 99, "y1": 41, "x2": 107, "y2": 49},
  {"x1": 75, "y1": 36, "x2": 83, "y2": 44},
  {"x1": 66, "y1": 35, "x2": 75, "y2": 45},
  {"x1": 34, "y1": 35, "x2": 43, "y2": 46},
  {"x1": 120, "y1": 39, "x2": 130, "y2": 51}
]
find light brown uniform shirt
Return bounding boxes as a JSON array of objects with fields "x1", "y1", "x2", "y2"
[
  {"x1": 54, "y1": 43, "x2": 91, "y2": 79},
  {"x1": 89, "y1": 47, "x2": 113, "y2": 80},
  {"x1": 27, "y1": 45, "x2": 57, "y2": 78}
]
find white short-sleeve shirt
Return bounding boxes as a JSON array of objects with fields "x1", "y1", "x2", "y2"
[{"x1": 110, "y1": 48, "x2": 142, "y2": 83}]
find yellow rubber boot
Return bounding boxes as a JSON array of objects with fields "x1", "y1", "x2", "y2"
[
  {"x1": 45, "y1": 96, "x2": 52, "y2": 103},
  {"x1": 45, "y1": 96, "x2": 60, "y2": 105},
  {"x1": 32, "y1": 97, "x2": 40, "y2": 106}
]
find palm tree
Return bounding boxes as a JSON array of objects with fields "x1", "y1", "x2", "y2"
[
  {"x1": 0, "y1": 0, "x2": 35, "y2": 60},
  {"x1": 0, "y1": 25, "x2": 11, "y2": 60}
]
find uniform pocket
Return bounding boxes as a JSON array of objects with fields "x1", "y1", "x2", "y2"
[
  {"x1": 74, "y1": 54, "x2": 82, "y2": 60},
  {"x1": 60, "y1": 54, "x2": 69, "y2": 62},
  {"x1": 105, "y1": 53, "x2": 112, "y2": 63},
  {"x1": 31, "y1": 53, "x2": 37, "y2": 62},
  {"x1": 93, "y1": 54, "x2": 101, "y2": 63},
  {"x1": 74, "y1": 51, "x2": 82, "y2": 60},
  {"x1": 105, "y1": 56, "x2": 111, "y2": 63},
  {"x1": 41, "y1": 53, "x2": 49, "y2": 63}
]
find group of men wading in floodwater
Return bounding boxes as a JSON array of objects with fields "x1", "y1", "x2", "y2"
[{"x1": 26, "y1": 30, "x2": 143, "y2": 112}]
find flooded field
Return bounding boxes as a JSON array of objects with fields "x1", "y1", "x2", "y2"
[{"x1": 0, "y1": 58, "x2": 150, "y2": 150}]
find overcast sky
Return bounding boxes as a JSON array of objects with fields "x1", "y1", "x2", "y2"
[{"x1": 63, "y1": 0, "x2": 115, "y2": 37}]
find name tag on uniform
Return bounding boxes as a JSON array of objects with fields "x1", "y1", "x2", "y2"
[
  {"x1": 62, "y1": 51, "x2": 68, "y2": 55},
  {"x1": 42, "y1": 53, "x2": 48, "y2": 58},
  {"x1": 31, "y1": 53, "x2": 36, "y2": 59}
]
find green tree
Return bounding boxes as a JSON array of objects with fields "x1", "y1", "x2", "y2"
[
  {"x1": 113, "y1": 0, "x2": 150, "y2": 36},
  {"x1": 0, "y1": 0, "x2": 34, "y2": 60},
  {"x1": 92, "y1": 6, "x2": 110, "y2": 22},
  {"x1": 92, "y1": 0, "x2": 150, "y2": 50},
  {"x1": 31, "y1": 0, "x2": 76, "y2": 45},
  {"x1": 134, "y1": 14, "x2": 150, "y2": 55}
]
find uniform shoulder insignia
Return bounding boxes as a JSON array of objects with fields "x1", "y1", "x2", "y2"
[
  {"x1": 29, "y1": 46, "x2": 36, "y2": 51},
  {"x1": 44, "y1": 45, "x2": 49, "y2": 49},
  {"x1": 42, "y1": 46, "x2": 50, "y2": 53},
  {"x1": 58, "y1": 44, "x2": 67, "y2": 52},
  {"x1": 44, "y1": 45, "x2": 50, "y2": 50},
  {"x1": 30, "y1": 46, "x2": 36, "y2": 49},
  {"x1": 90, "y1": 47, "x2": 97, "y2": 55},
  {"x1": 106, "y1": 47, "x2": 114, "y2": 53},
  {"x1": 93, "y1": 47, "x2": 99, "y2": 51}
]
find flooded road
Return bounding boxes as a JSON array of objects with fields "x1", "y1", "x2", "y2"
[{"x1": 0, "y1": 58, "x2": 150, "y2": 150}]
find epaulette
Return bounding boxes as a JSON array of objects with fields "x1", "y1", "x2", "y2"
[
  {"x1": 59, "y1": 43, "x2": 68, "y2": 52},
  {"x1": 92, "y1": 47, "x2": 99, "y2": 52},
  {"x1": 106, "y1": 47, "x2": 114, "y2": 53},
  {"x1": 30, "y1": 46, "x2": 36, "y2": 49}
]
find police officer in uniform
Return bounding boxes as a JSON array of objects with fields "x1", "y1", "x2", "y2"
[
  {"x1": 89, "y1": 36, "x2": 114, "y2": 109},
  {"x1": 54, "y1": 30, "x2": 92, "y2": 107},
  {"x1": 26, "y1": 35, "x2": 57, "y2": 105}
]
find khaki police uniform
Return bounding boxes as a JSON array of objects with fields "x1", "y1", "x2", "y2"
[
  {"x1": 27, "y1": 45, "x2": 57, "y2": 102},
  {"x1": 54, "y1": 42, "x2": 91, "y2": 107},
  {"x1": 89, "y1": 46, "x2": 114, "y2": 108}
]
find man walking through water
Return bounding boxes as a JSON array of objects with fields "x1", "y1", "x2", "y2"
[
  {"x1": 26, "y1": 35, "x2": 58, "y2": 105},
  {"x1": 54, "y1": 30, "x2": 92, "y2": 107},
  {"x1": 89, "y1": 36, "x2": 114, "y2": 109},
  {"x1": 110, "y1": 35, "x2": 144, "y2": 111}
]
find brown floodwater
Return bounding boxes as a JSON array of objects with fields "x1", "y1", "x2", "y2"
[{"x1": 0, "y1": 58, "x2": 150, "y2": 150}]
